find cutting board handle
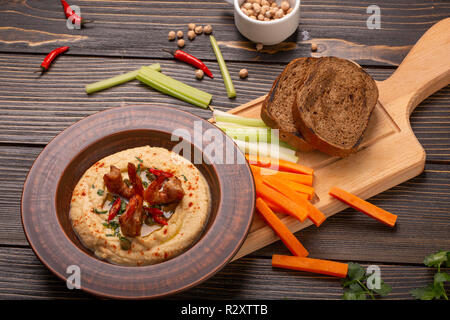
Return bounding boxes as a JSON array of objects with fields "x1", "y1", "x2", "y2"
[{"x1": 378, "y1": 18, "x2": 450, "y2": 116}]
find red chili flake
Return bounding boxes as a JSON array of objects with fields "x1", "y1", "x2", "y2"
[
  {"x1": 164, "y1": 252, "x2": 169, "y2": 259},
  {"x1": 81, "y1": 191, "x2": 86, "y2": 196},
  {"x1": 163, "y1": 229, "x2": 168, "y2": 235},
  {"x1": 188, "y1": 202, "x2": 193, "y2": 207}
]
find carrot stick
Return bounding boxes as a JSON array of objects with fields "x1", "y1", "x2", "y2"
[
  {"x1": 272, "y1": 255, "x2": 349, "y2": 278},
  {"x1": 251, "y1": 165, "x2": 313, "y2": 186},
  {"x1": 262, "y1": 174, "x2": 326, "y2": 227},
  {"x1": 256, "y1": 198, "x2": 309, "y2": 257},
  {"x1": 329, "y1": 187, "x2": 398, "y2": 227},
  {"x1": 246, "y1": 154, "x2": 313, "y2": 175},
  {"x1": 283, "y1": 180, "x2": 314, "y2": 200},
  {"x1": 253, "y1": 173, "x2": 308, "y2": 222}
]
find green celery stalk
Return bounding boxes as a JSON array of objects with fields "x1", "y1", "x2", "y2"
[
  {"x1": 217, "y1": 124, "x2": 295, "y2": 150},
  {"x1": 233, "y1": 139, "x2": 299, "y2": 163},
  {"x1": 210, "y1": 36, "x2": 236, "y2": 98},
  {"x1": 140, "y1": 66, "x2": 212, "y2": 103},
  {"x1": 213, "y1": 110, "x2": 267, "y2": 127},
  {"x1": 85, "y1": 64, "x2": 161, "y2": 94},
  {"x1": 137, "y1": 67, "x2": 212, "y2": 109}
]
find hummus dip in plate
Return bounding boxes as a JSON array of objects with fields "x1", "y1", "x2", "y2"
[{"x1": 70, "y1": 145, "x2": 210, "y2": 266}]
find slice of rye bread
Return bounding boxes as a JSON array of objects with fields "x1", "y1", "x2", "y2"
[
  {"x1": 261, "y1": 57, "x2": 319, "y2": 152},
  {"x1": 292, "y1": 57, "x2": 379, "y2": 157}
]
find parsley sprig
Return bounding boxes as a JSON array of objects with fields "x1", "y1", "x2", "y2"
[
  {"x1": 410, "y1": 250, "x2": 449, "y2": 300},
  {"x1": 341, "y1": 263, "x2": 392, "y2": 300}
]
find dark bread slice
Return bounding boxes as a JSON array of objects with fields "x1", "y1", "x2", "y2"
[
  {"x1": 292, "y1": 57, "x2": 379, "y2": 157},
  {"x1": 261, "y1": 58, "x2": 318, "y2": 152}
]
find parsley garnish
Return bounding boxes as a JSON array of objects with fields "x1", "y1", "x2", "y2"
[
  {"x1": 410, "y1": 250, "x2": 449, "y2": 300},
  {"x1": 135, "y1": 156, "x2": 143, "y2": 163},
  {"x1": 181, "y1": 174, "x2": 188, "y2": 182},
  {"x1": 97, "y1": 189, "x2": 104, "y2": 196},
  {"x1": 341, "y1": 263, "x2": 392, "y2": 300},
  {"x1": 93, "y1": 208, "x2": 108, "y2": 214}
]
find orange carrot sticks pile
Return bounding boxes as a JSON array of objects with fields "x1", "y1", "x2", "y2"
[
  {"x1": 329, "y1": 187, "x2": 398, "y2": 227},
  {"x1": 256, "y1": 198, "x2": 309, "y2": 257}
]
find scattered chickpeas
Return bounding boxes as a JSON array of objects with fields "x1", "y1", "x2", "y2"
[
  {"x1": 194, "y1": 26, "x2": 203, "y2": 35},
  {"x1": 239, "y1": 68, "x2": 249, "y2": 79},
  {"x1": 187, "y1": 30, "x2": 196, "y2": 40},
  {"x1": 177, "y1": 39, "x2": 185, "y2": 48},
  {"x1": 311, "y1": 43, "x2": 318, "y2": 52},
  {"x1": 176, "y1": 30, "x2": 184, "y2": 38},
  {"x1": 256, "y1": 43, "x2": 263, "y2": 51},
  {"x1": 188, "y1": 23, "x2": 196, "y2": 30},
  {"x1": 240, "y1": 0, "x2": 292, "y2": 21},
  {"x1": 204, "y1": 24, "x2": 213, "y2": 35},
  {"x1": 168, "y1": 30, "x2": 176, "y2": 41},
  {"x1": 195, "y1": 69, "x2": 204, "y2": 80}
]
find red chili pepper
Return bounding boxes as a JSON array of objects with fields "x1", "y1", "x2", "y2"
[
  {"x1": 163, "y1": 49, "x2": 213, "y2": 78},
  {"x1": 60, "y1": 0, "x2": 93, "y2": 25},
  {"x1": 148, "y1": 168, "x2": 173, "y2": 178},
  {"x1": 35, "y1": 46, "x2": 69, "y2": 74},
  {"x1": 143, "y1": 207, "x2": 168, "y2": 225},
  {"x1": 107, "y1": 197, "x2": 121, "y2": 222}
]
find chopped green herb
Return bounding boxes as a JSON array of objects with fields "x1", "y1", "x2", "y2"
[
  {"x1": 135, "y1": 156, "x2": 143, "y2": 163},
  {"x1": 137, "y1": 163, "x2": 142, "y2": 176},
  {"x1": 181, "y1": 174, "x2": 188, "y2": 182},
  {"x1": 93, "y1": 208, "x2": 108, "y2": 214},
  {"x1": 97, "y1": 189, "x2": 104, "y2": 196},
  {"x1": 91, "y1": 184, "x2": 95, "y2": 189},
  {"x1": 411, "y1": 250, "x2": 449, "y2": 300},
  {"x1": 142, "y1": 181, "x2": 148, "y2": 188},
  {"x1": 341, "y1": 263, "x2": 392, "y2": 300}
]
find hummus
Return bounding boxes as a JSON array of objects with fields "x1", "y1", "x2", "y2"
[{"x1": 70, "y1": 146, "x2": 210, "y2": 266}]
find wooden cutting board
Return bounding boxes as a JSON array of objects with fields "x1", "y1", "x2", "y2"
[{"x1": 226, "y1": 18, "x2": 450, "y2": 261}]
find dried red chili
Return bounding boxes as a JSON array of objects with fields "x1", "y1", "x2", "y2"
[
  {"x1": 60, "y1": 0, "x2": 93, "y2": 25},
  {"x1": 143, "y1": 207, "x2": 168, "y2": 225},
  {"x1": 107, "y1": 197, "x2": 121, "y2": 222},
  {"x1": 163, "y1": 49, "x2": 213, "y2": 78},
  {"x1": 36, "y1": 46, "x2": 69, "y2": 74},
  {"x1": 148, "y1": 168, "x2": 173, "y2": 178}
]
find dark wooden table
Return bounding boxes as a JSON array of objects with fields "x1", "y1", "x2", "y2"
[{"x1": 0, "y1": 0, "x2": 449, "y2": 300}]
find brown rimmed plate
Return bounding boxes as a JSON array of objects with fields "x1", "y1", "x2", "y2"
[{"x1": 21, "y1": 105, "x2": 255, "y2": 299}]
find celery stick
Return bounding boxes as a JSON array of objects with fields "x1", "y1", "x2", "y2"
[
  {"x1": 233, "y1": 139, "x2": 299, "y2": 163},
  {"x1": 140, "y1": 66, "x2": 212, "y2": 103},
  {"x1": 85, "y1": 64, "x2": 161, "y2": 94},
  {"x1": 210, "y1": 36, "x2": 236, "y2": 98},
  {"x1": 213, "y1": 110, "x2": 267, "y2": 127},
  {"x1": 137, "y1": 67, "x2": 212, "y2": 109}
]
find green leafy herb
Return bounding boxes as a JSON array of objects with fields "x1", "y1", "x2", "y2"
[
  {"x1": 181, "y1": 174, "x2": 188, "y2": 182},
  {"x1": 142, "y1": 181, "x2": 148, "y2": 188},
  {"x1": 93, "y1": 208, "x2": 108, "y2": 214},
  {"x1": 410, "y1": 250, "x2": 449, "y2": 300},
  {"x1": 91, "y1": 184, "x2": 95, "y2": 189},
  {"x1": 97, "y1": 189, "x2": 104, "y2": 196},
  {"x1": 341, "y1": 263, "x2": 392, "y2": 300},
  {"x1": 135, "y1": 156, "x2": 143, "y2": 163}
]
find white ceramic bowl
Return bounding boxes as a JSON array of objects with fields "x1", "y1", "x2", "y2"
[{"x1": 233, "y1": 0, "x2": 300, "y2": 45}]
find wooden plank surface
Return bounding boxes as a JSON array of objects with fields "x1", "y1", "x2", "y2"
[
  {"x1": 0, "y1": 246, "x2": 446, "y2": 300},
  {"x1": 0, "y1": 0, "x2": 449, "y2": 299},
  {"x1": 0, "y1": 0, "x2": 449, "y2": 65}
]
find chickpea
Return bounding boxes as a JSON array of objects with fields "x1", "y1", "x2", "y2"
[
  {"x1": 281, "y1": 1, "x2": 290, "y2": 12},
  {"x1": 254, "y1": 0, "x2": 261, "y2": 4},
  {"x1": 258, "y1": 14, "x2": 265, "y2": 20},
  {"x1": 261, "y1": 0, "x2": 269, "y2": 6},
  {"x1": 195, "y1": 69, "x2": 204, "y2": 80},
  {"x1": 265, "y1": 10, "x2": 272, "y2": 18},
  {"x1": 246, "y1": 9, "x2": 255, "y2": 16},
  {"x1": 287, "y1": 7, "x2": 293, "y2": 14},
  {"x1": 275, "y1": 9, "x2": 284, "y2": 19},
  {"x1": 249, "y1": 15, "x2": 257, "y2": 20},
  {"x1": 188, "y1": 23, "x2": 196, "y2": 30},
  {"x1": 239, "y1": 69, "x2": 249, "y2": 79},
  {"x1": 264, "y1": 17, "x2": 270, "y2": 21},
  {"x1": 271, "y1": 2, "x2": 277, "y2": 8},
  {"x1": 253, "y1": 3, "x2": 261, "y2": 14},
  {"x1": 256, "y1": 43, "x2": 263, "y2": 51},
  {"x1": 244, "y1": 2, "x2": 252, "y2": 9},
  {"x1": 194, "y1": 25, "x2": 203, "y2": 35},
  {"x1": 261, "y1": 5, "x2": 269, "y2": 15},
  {"x1": 176, "y1": 30, "x2": 183, "y2": 38},
  {"x1": 311, "y1": 43, "x2": 318, "y2": 52},
  {"x1": 168, "y1": 30, "x2": 176, "y2": 41},
  {"x1": 187, "y1": 30, "x2": 196, "y2": 40},
  {"x1": 204, "y1": 24, "x2": 213, "y2": 35},
  {"x1": 177, "y1": 39, "x2": 185, "y2": 48}
]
